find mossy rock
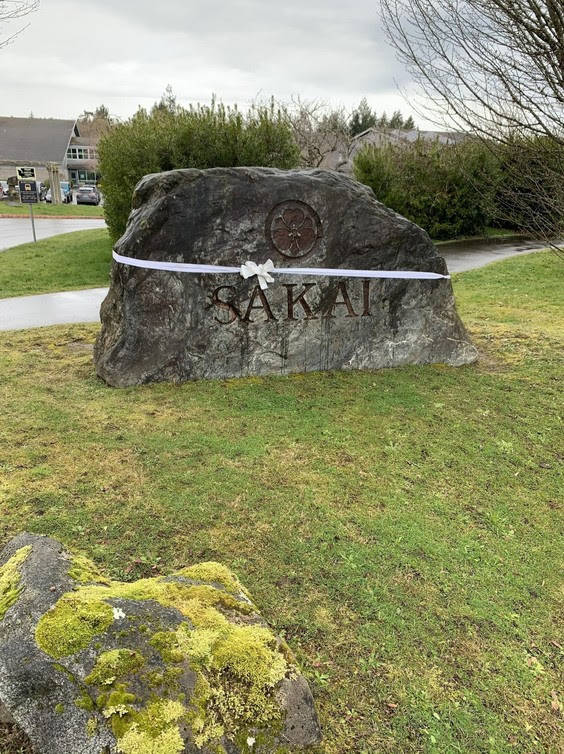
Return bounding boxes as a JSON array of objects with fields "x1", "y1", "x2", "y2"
[{"x1": 0, "y1": 533, "x2": 321, "y2": 754}]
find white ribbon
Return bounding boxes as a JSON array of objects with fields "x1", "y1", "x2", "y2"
[
  {"x1": 112, "y1": 251, "x2": 450, "y2": 287},
  {"x1": 240, "y1": 260, "x2": 275, "y2": 290}
]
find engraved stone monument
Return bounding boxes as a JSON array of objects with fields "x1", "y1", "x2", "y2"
[{"x1": 94, "y1": 167, "x2": 477, "y2": 386}]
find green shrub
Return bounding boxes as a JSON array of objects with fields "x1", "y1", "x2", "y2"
[
  {"x1": 98, "y1": 99, "x2": 300, "y2": 242},
  {"x1": 492, "y1": 135, "x2": 564, "y2": 237},
  {"x1": 353, "y1": 138, "x2": 500, "y2": 240}
]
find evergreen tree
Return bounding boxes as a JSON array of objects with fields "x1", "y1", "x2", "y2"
[
  {"x1": 153, "y1": 85, "x2": 178, "y2": 114},
  {"x1": 377, "y1": 112, "x2": 389, "y2": 129},
  {"x1": 349, "y1": 98, "x2": 377, "y2": 136},
  {"x1": 389, "y1": 110, "x2": 404, "y2": 129}
]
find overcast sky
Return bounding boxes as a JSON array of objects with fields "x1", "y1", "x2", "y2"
[{"x1": 1, "y1": 0, "x2": 424, "y2": 123}]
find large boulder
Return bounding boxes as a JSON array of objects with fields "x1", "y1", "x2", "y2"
[
  {"x1": 94, "y1": 167, "x2": 476, "y2": 387},
  {"x1": 0, "y1": 533, "x2": 321, "y2": 753}
]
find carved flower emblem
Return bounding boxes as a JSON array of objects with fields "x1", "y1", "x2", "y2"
[{"x1": 266, "y1": 201, "x2": 322, "y2": 258}]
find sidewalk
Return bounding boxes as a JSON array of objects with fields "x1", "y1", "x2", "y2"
[
  {"x1": 0, "y1": 217, "x2": 106, "y2": 250},
  {"x1": 0, "y1": 288, "x2": 108, "y2": 331},
  {"x1": 437, "y1": 236, "x2": 557, "y2": 273}
]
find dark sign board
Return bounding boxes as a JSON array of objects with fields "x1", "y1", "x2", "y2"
[{"x1": 19, "y1": 181, "x2": 39, "y2": 204}]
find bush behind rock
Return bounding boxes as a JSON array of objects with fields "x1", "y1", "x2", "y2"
[
  {"x1": 99, "y1": 99, "x2": 300, "y2": 242},
  {"x1": 353, "y1": 137, "x2": 500, "y2": 240}
]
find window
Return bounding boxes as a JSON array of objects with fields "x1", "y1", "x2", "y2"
[{"x1": 66, "y1": 146, "x2": 98, "y2": 160}]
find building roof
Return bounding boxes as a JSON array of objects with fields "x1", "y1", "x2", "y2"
[
  {"x1": 350, "y1": 127, "x2": 467, "y2": 153},
  {"x1": 69, "y1": 136, "x2": 99, "y2": 147},
  {"x1": 0, "y1": 117, "x2": 78, "y2": 164}
]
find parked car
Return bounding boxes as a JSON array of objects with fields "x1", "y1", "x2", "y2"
[
  {"x1": 76, "y1": 185, "x2": 100, "y2": 205},
  {"x1": 45, "y1": 182, "x2": 72, "y2": 203},
  {"x1": 60, "y1": 181, "x2": 72, "y2": 203}
]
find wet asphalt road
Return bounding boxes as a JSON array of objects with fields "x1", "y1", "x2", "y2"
[
  {"x1": 437, "y1": 236, "x2": 559, "y2": 273},
  {"x1": 0, "y1": 233, "x2": 558, "y2": 331},
  {"x1": 0, "y1": 217, "x2": 106, "y2": 250}
]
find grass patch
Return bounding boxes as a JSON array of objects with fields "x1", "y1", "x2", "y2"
[
  {"x1": 0, "y1": 725, "x2": 32, "y2": 754},
  {"x1": 0, "y1": 252, "x2": 562, "y2": 753},
  {"x1": 0, "y1": 229, "x2": 111, "y2": 298},
  {"x1": 0, "y1": 202, "x2": 104, "y2": 218}
]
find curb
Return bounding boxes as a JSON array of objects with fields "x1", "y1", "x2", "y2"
[{"x1": 0, "y1": 213, "x2": 104, "y2": 220}]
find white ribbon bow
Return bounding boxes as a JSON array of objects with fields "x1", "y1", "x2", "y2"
[{"x1": 239, "y1": 259, "x2": 276, "y2": 290}]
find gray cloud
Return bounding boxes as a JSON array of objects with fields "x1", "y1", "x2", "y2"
[{"x1": 1, "y1": 0, "x2": 418, "y2": 121}]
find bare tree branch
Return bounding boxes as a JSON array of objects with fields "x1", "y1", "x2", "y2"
[
  {"x1": 379, "y1": 0, "x2": 564, "y2": 245},
  {"x1": 283, "y1": 97, "x2": 351, "y2": 168},
  {"x1": 0, "y1": 0, "x2": 39, "y2": 49},
  {"x1": 379, "y1": 0, "x2": 564, "y2": 143}
]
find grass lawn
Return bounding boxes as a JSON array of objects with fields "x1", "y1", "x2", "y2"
[
  {"x1": 0, "y1": 202, "x2": 104, "y2": 218},
  {"x1": 0, "y1": 229, "x2": 112, "y2": 298},
  {"x1": 0, "y1": 252, "x2": 562, "y2": 753}
]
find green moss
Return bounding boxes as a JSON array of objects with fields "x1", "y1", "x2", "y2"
[
  {"x1": 149, "y1": 632, "x2": 184, "y2": 664},
  {"x1": 213, "y1": 625, "x2": 287, "y2": 686},
  {"x1": 68, "y1": 553, "x2": 111, "y2": 585},
  {"x1": 97, "y1": 684, "x2": 136, "y2": 720},
  {"x1": 33, "y1": 564, "x2": 293, "y2": 750},
  {"x1": 233, "y1": 729, "x2": 289, "y2": 753},
  {"x1": 55, "y1": 702, "x2": 65, "y2": 715},
  {"x1": 176, "y1": 562, "x2": 249, "y2": 597},
  {"x1": 34, "y1": 573, "x2": 254, "y2": 660},
  {"x1": 115, "y1": 700, "x2": 185, "y2": 754},
  {"x1": 277, "y1": 638, "x2": 297, "y2": 666},
  {"x1": 146, "y1": 667, "x2": 184, "y2": 690},
  {"x1": 117, "y1": 723, "x2": 184, "y2": 754},
  {"x1": 52, "y1": 662, "x2": 75, "y2": 682},
  {"x1": 176, "y1": 584, "x2": 254, "y2": 615},
  {"x1": 187, "y1": 674, "x2": 224, "y2": 747},
  {"x1": 75, "y1": 690, "x2": 96, "y2": 712},
  {"x1": 35, "y1": 593, "x2": 113, "y2": 658},
  {"x1": 0, "y1": 545, "x2": 32, "y2": 620},
  {"x1": 85, "y1": 649, "x2": 145, "y2": 686},
  {"x1": 86, "y1": 717, "x2": 98, "y2": 737},
  {"x1": 176, "y1": 620, "x2": 288, "y2": 747}
]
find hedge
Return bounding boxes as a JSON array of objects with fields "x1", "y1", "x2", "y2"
[{"x1": 98, "y1": 100, "x2": 300, "y2": 242}]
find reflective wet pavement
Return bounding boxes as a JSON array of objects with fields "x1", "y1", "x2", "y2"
[
  {"x1": 438, "y1": 236, "x2": 561, "y2": 273},
  {"x1": 0, "y1": 217, "x2": 106, "y2": 251}
]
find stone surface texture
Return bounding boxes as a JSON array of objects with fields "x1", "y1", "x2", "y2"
[
  {"x1": 0, "y1": 533, "x2": 321, "y2": 754},
  {"x1": 94, "y1": 167, "x2": 476, "y2": 386}
]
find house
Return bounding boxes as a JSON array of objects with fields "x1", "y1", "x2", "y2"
[
  {"x1": 321, "y1": 127, "x2": 467, "y2": 174},
  {"x1": 0, "y1": 116, "x2": 100, "y2": 186},
  {"x1": 348, "y1": 127, "x2": 466, "y2": 163},
  {"x1": 66, "y1": 136, "x2": 100, "y2": 186}
]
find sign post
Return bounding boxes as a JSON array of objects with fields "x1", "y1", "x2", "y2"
[{"x1": 18, "y1": 168, "x2": 39, "y2": 243}]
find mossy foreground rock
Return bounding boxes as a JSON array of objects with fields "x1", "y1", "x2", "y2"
[{"x1": 0, "y1": 534, "x2": 321, "y2": 754}]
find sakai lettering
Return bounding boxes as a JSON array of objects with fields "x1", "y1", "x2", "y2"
[
  {"x1": 211, "y1": 280, "x2": 372, "y2": 324},
  {"x1": 211, "y1": 285, "x2": 240, "y2": 324}
]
